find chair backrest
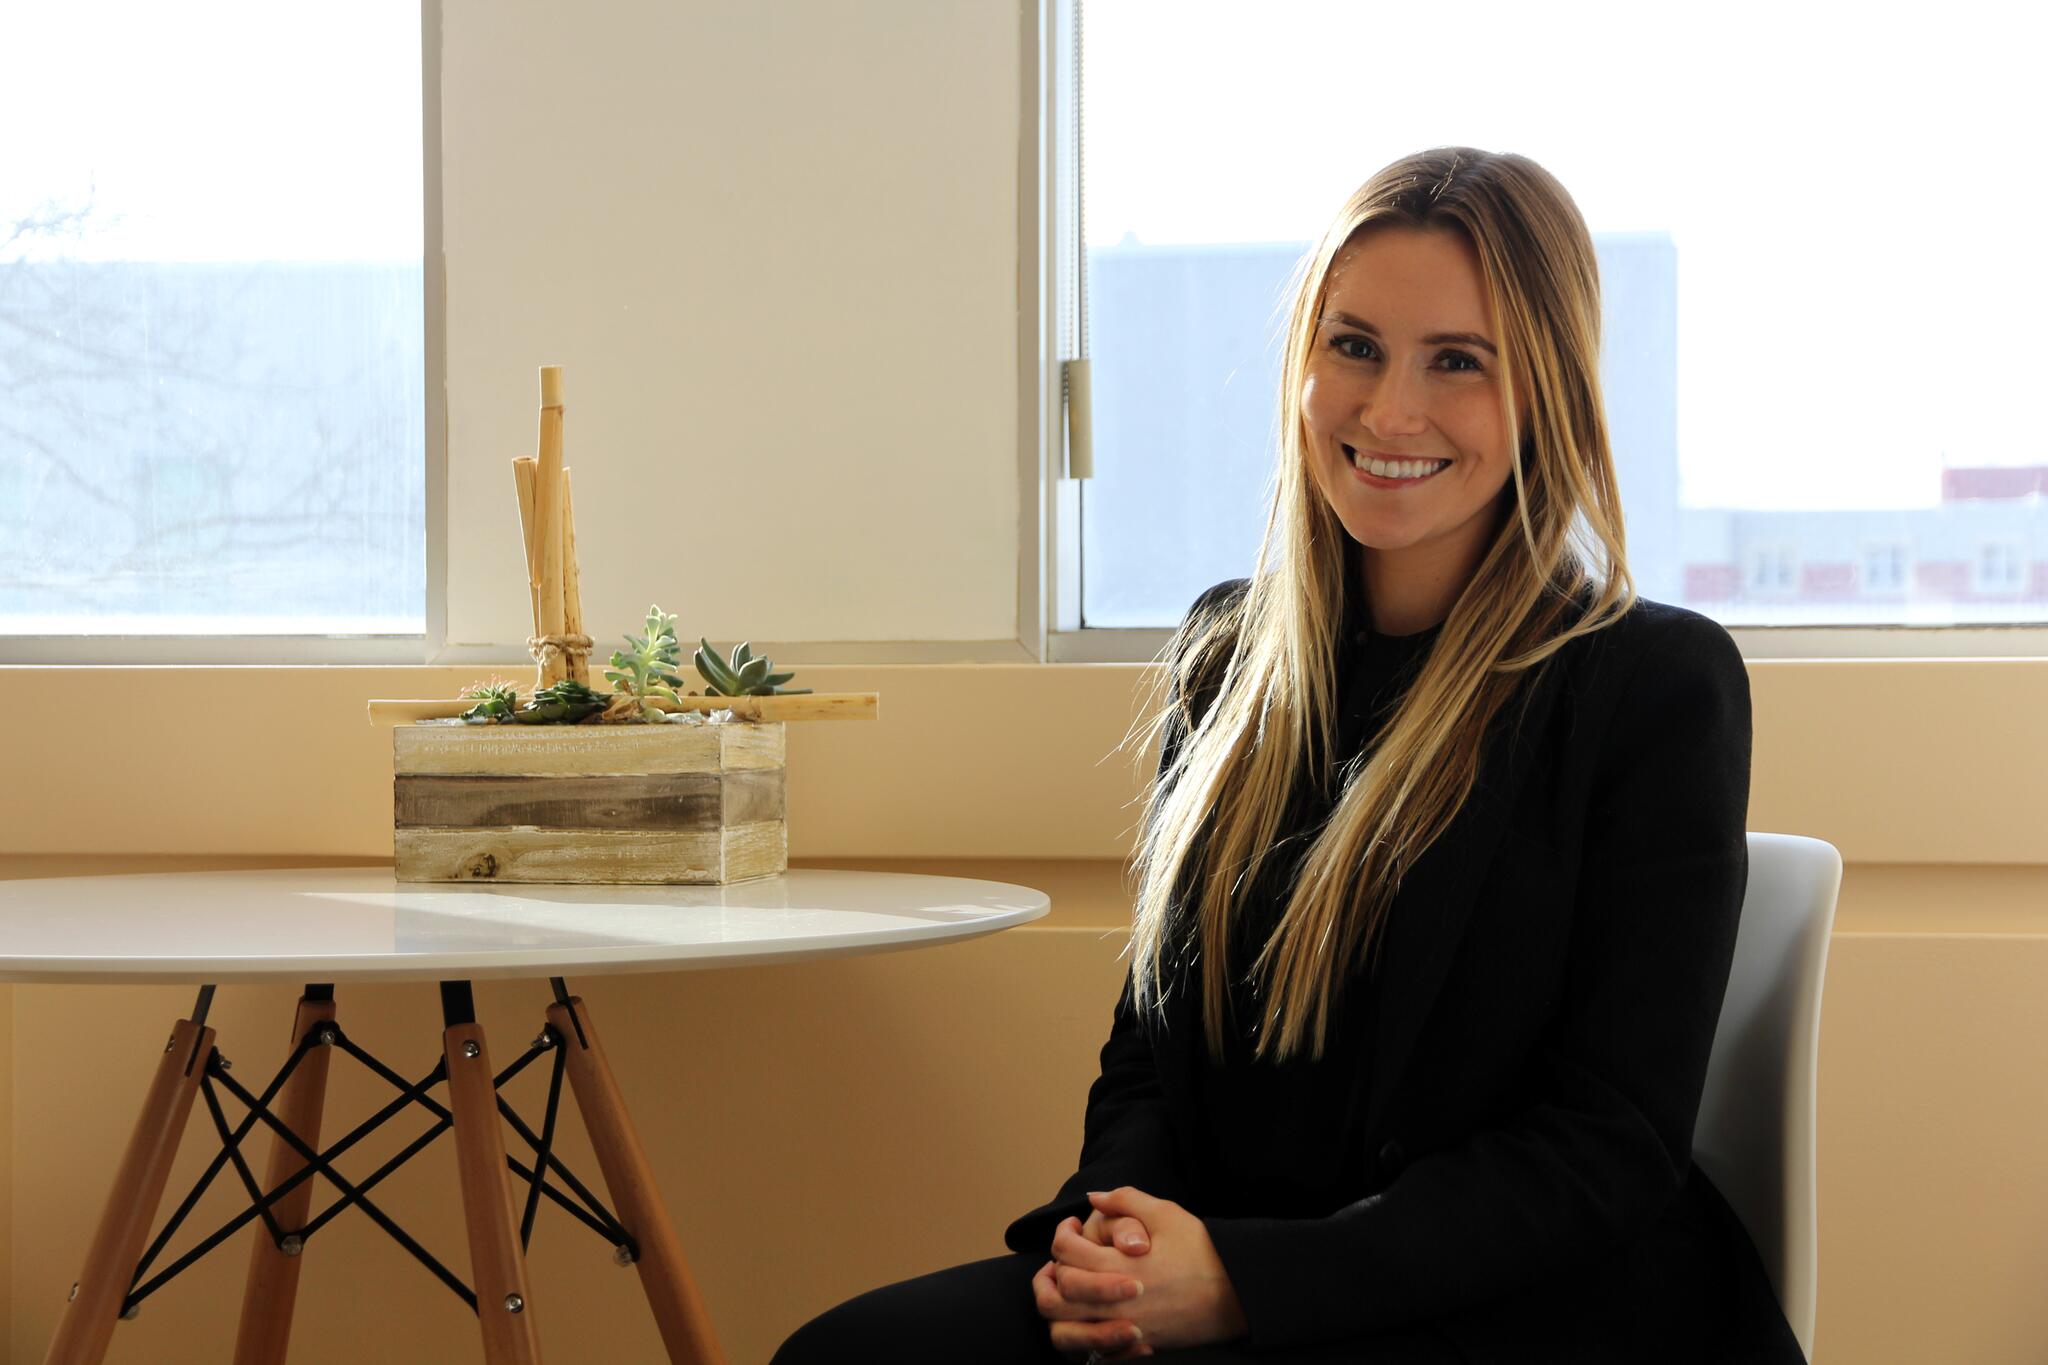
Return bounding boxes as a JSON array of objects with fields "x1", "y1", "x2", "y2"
[{"x1": 1694, "y1": 832, "x2": 1841, "y2": 1362}]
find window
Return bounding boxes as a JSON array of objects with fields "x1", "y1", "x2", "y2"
[
  {"x1": 1050, "y1": 0, "x2": 2048, "y2": 638},
  {"x1": 1975, "y1": 541, "x2": 2026, "y2": 594},
  {"x1": 1744, "y1": 543, "x2": 1798, "y2": 597},
  {"x1": 0, "y1": 2, "x2": 425, "y2": 647},
  {"x1": 1861, "y1": 543, "x2": 1908, "y2": 594}
]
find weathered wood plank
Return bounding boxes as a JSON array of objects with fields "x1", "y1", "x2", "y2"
[
  {"x1": 720, "y1": 768, "x2": 785, "y2": 825},
  {"x1": 394, "y1": 826, "x2": 785, "y2": 885},
  {"x1": 396, "y1": 773, "x2": 714, "y2": 831},
  {"x1": 394, "y1": 722, "x2": 786, "y2": 777},
  {"x1": 369, "y1": 694, "x2": 874, "y2": 726},
  {"x1": 395, "y1": 770, "x2": 786, "y2": 832},
  {"x1": 719, "y1": 722, "x2": 786, "y2": 771},
  {"x1": 722, "y1": 820, "x2": 787, "y2": 882}
]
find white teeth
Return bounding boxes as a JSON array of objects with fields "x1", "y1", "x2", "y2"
[{"x1": 1349, "y1": 448, "x2": 1448, "y2": 480}]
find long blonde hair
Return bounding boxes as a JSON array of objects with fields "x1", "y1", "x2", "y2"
[{"x1": 1125, "y1": 147, "x2": 1636, "y2": 1063}]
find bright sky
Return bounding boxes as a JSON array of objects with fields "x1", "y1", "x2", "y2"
[
  {"x1": 1081, "y1": 0, "x2": 2046, "y2": 510},
  {"x1": 0, "y1": 0, "x2": 420, "y2": 263}
]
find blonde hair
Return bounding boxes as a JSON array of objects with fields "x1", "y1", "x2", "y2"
[{"x1": 1125, "y1": 147, "x2": 1636, "y2": 1063}]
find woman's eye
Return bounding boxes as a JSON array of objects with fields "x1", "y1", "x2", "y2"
[{"x1": 1329, "y1": 336, "x2": 1483, "y2": 373}]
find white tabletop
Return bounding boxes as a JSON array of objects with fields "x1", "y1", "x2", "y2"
[{"x1": 0, "y1": 867, "x2": 1050, "y2": 985}]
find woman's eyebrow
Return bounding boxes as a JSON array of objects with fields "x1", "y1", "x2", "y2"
[{"x1": 1320, "y1": 310, "x2": 1498, "y2": 356}]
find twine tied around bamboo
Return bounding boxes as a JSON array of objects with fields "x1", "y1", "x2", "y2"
[{"x1": 526, "y1": 631, "x2": 595, "y2": 679}]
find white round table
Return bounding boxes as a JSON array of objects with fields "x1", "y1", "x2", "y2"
[
  {"x1": 3, "y1": 866, "x2": 1049, "y2": 1365},
  {"x1": 0, "y1": 865, "x2": 1049, "y2": 984}
]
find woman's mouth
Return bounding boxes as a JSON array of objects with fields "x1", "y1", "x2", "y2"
[{"x1": 1345, "y1": 444, "x2": 1450, "y2": 487}]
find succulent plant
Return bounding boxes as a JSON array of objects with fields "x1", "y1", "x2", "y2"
[
  {"x1": 511, "y1": 677, "x2": 608, "y2": 724},
  {"x1": 458, "y1": 679, "x2": 521, "y2": 724},
  {"x1": 603, "y1": 605, "x2": 687, "y2": 721},
  {"x1": 693, "y1": 638, "x2": 811, "y2": 696}
]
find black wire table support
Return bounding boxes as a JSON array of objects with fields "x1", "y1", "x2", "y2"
[
  {"x1": 110, "y1": 983, "x2": 629, "y2": 1322},
  {"x1": 40, "y1": 975, "x2": 728, "y2": 1365}
]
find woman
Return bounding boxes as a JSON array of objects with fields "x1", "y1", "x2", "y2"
[{"x1": 773, "y1": 147, "x2": 1806, "y2": 1363}]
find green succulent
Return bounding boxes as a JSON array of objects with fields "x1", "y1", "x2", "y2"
[
  {"x1": 510, "y1": 677, "x2": 608, "y2": 724},
  {"x1": 459, "y1": 680, "x2": 520, "y2": 724},
  {"x1": 603, "y1": 605, "x2": 687, "y2": 721},
  {"x1": 693, "y1": 638, "x2": 811, "y2": 697}
]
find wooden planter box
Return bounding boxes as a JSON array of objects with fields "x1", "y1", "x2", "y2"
[{"x1": 392, "y1": 720, "x2": 787, "y2": 885}]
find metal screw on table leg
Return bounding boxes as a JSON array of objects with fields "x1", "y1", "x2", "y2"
[
  {"x1": 613, "y1": 1243, "x2": 637, "y2": 1267},
  {"x1": 217, "y1": 1056, "x2": 232, "y2": 1071},
  {"x1": 67, "y1": 1283, "x2": 78, "y2": 1302},
  {"x1": 280, "y1": 1234, "x2": 304, "y2": 1257},
  {"x1": 532, "y1": 1032, "x2": 553, "y2": 1050},
  {"x1": 461, "y1": 1040, "x2": 481, "y2": 1059},
  {"x1": 120, "y1": 1304, "x2": 139, "y2": 1321},
  {"x1": 504, "y1": 1293, "x2": 525, "y2": 1314},
  {"x1": 317, "y1": 1027, "x2": 338, "y2": 1046},
  {"x1": 163, "y1": 1037, "x2": 176, "y2": 1053}
]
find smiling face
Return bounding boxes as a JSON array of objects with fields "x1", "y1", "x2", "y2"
[{"x1": 1302, "y1": 225, "x2": 1522, "y2": 619}]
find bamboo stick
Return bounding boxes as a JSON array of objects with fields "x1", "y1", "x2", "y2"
[
  {"x1": 367, "y1": 692, "x2": 880, "y2": 727},
  {"x1": 561, "y1": 465, "x2": 587, "y2": 686},
  {"x1": 512, "y1": 456, "x2": 540, "y2": 636},
  {"x1": 535, "y1": 366, "x2": 567, "y2": 687}
]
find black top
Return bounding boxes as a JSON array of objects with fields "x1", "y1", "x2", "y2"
[
  {"x1": 1003, "y1": 582, "x2": 1801, "y2": 1362},
  {"x1": 1190, "y1": 610, "x2": 1443, "y2": 1218}
]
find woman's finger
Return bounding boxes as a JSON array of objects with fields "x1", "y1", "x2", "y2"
[
  {"x1": 1032, "y1": 1258, "x2": 1117, "y2": 1321},
  {"x1": 1053, "y1": 1260, "x2": 1145, "y2": 1307},
  {"x1": 1049, "y1": 1316, "x2": 1148, "y2": 1359},
  {"x1": 1051, "y1": 1216, "x2": 1125, "y2": 1272},
  {"x1": 1111, "y1": 1214, "x2": 1151, "y2": 1253}
]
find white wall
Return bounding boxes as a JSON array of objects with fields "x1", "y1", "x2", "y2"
[{"x1": 440, "y1": 0, "x2": 1025, "y2": 649}]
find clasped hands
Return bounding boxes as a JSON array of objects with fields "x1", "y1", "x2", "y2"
[{"x1": 1031, "y1": 1187, "x2": 1249, "y2": 1361}]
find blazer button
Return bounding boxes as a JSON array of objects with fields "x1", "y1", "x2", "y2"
[{"x1": 1378, "y1": 1139, "x2": 1405, "y2": 1172}]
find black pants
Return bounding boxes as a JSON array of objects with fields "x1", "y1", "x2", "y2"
[{"x1": 771, "y1": 1250, "x2": 1465, "y2": 1363}]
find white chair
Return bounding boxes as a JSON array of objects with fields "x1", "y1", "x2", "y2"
[{"x1": 1694, "y1": 832, "x2": 1842, "y2": 1363}]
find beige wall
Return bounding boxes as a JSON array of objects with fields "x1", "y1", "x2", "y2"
[
  {"x1": 439, "y1": 0, "x2": 1025, "y2": 651},
  {"x1": 5, "y1": 1, "x2": 2046, "y2": 1362},
  {"x1": 1, "y1": 658, "x2": 2045, "y2": 865}
]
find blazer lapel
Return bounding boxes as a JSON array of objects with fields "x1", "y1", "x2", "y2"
[{"x1": 1358, "y1": 655, "x2": 1569, "y2": 1141}]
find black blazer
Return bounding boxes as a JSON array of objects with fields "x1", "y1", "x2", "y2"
[{"x1": 1005, "y1": 580, "x2": 1806, "y2": 1364}]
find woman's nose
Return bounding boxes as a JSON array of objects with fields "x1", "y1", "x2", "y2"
[{"x1": 1360, "y1": 365, "x2": 1428, "y2": 442}]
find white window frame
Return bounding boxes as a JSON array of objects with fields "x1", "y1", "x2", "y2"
[{"x1": 1027, "y1": 0, "x2": 2048, "y2": 661}]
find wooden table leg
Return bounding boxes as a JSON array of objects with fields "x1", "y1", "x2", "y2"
[
  {"x1": 232, "y1": 989, "x2": 338, "y2": 1365},
  {"x1": 43, "y1": 1014, "x2": 216, "y2": 1365},
  {"x1": 446, "y1": 1017, "x2": 544, "y2": 1364},
  {"x1": 547, "y1": 994, "x2": 726, "y2": 1365}
]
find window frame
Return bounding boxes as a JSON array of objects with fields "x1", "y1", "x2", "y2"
[{"x1": 1029, "y1": 0, "x2": 2048, "y2": 663}]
